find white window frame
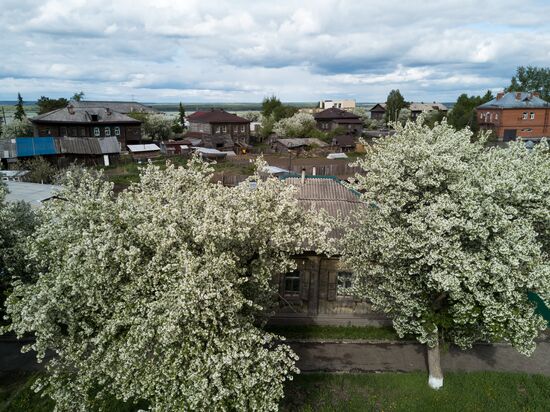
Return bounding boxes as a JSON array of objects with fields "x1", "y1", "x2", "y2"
[
  {"x1": 241, "y1": 125, "x2": 245, "y2": 133},
  {"x1": 530, "y1": 112, "x2": 535, "y2": 120},
  {"x1": 337, "y1": 271, "x2": 353, "y2": 297},
  {"x1": 94, "y1": 127, "x2": 100, "y2": 137},
  {"x1": 114, "y1": 126, "x2": 121, "y2": 136},
  {"x1": 221, "y1": 125, "x2": 227, "y2": 133},
  {"x1": 105, "y1": 127, "x2": 111, "y2": 137},
  {"x1": 522, "y1": 112, "x2": 528, "y2": 120}
]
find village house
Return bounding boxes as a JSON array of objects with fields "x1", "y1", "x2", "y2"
[
  {"x1": 269, "y1": 174, "x2": 387, "y2": 326},
  {"x1": 476, "y1": 91, "x2": 550, "y2": 141},
  {"x1": 31, "y1": 104, "x2": 143, "y2": 146},
  {"x1": 369, "y1": 102, "x2": 448, "y2": 121},
  {"x1": 187, "y1": 109, "x2": 251, "y2": 147},
  {"x1": 313, "y1": 108, "x2": 363, "y2": 137}
]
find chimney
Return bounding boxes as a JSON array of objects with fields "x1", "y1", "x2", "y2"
[
  {"x1": 67, "y1": 104, "x2": 75, "y2": 115},
  {"x1": 496, "y1": 92, "x2": 505, "y2": 100},
  {"x1": 516, "y1": 92, "x2": 522, "y2": 100},
  {"x1": 532, "y1": 91, "x2": 540, "y2": 98},
  {"x1": 106, "y1": 107, "x2": 112, "y2": 116},
  {"x1": 301, "y1": 168, "x2": 306, "y2": 184},
  {"x1": 312, "y1": 167, "x2": 316, "y2": 176}
]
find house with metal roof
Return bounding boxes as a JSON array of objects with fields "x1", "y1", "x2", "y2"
[
  {"x1": 476, "y1": 91, "x2": 550, "y2": 141},
  {"x1": 187, "y1": 109, "x2": 250, "y2": 147},
  {"x1": 4, "y1": 181, "x2": 62, "y2": 208},
  {"x1": 31, "y1": 104, "x2": 143, "y2": 146},
  {"x1": 313, "y1": 108, "x2": 363, "y2": 137},
  {"x1": 270, "y1": 174, "x2": 386, "y2": 326}
]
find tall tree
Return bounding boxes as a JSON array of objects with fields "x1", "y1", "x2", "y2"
[
  {"x1": 4, "y1": 160, "x2": 325, "y2": 411},
  {"x1": 447, "y1": 91, "x2": 493, "y2": 133},
  {"x1": 178, "y1": 102, "x2": 186, "y2": 128},
  {"x1": 71, "y1": 91, "x2": 85, "y2": 101},
  {"x1": 384, "y1": 89, "x2": 405, "y2": 124},
  {"x1": 506, "y1": 66, "x2": 550, "y2": 101},
  {"x1": 343, "y1": 119, "x2": 550, "y2": 389},
  {"x1": 36, "y1": 96, "x2": 69, "y2": 115},
  {"x1": 13, "y1": 93, "x2": 26, "y2": 121}
]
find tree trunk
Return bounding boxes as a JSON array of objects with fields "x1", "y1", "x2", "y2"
[{"x1": 427, "y1": 340, "x2": 443, "y2": 389}]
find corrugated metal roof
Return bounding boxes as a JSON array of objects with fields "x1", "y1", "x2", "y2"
[
  {"x1": 4, "y1": 181, "x2": 62, "y2": 208},
  {"x1": 16, "y1": 137, "x2": 57, "y2": 157},
  {"x1": 277, "y1": 138, "x2": 328, "y2": 148},
  {"x1": 54, "y1": 136, "x2": 120, "y2": 155},
  {"x1": 69, "y1": 100, "x2": 158, "y2": 114},
  {"x1": 285, "y1": 177, "x2": 362, "y2": 218},
  {"x1": 127, "y1": 144, "x2": 160, "y2": 153},
  {"x1": 409, "y1": 102, "x2": 448, "y2": 112},
  {"x1": 478, "y1": 92, "x2": 549, "y2": 109},
  {"x1": 0, "y1": 139, "x2": 17, "y2": 159},
  {"x1": 97, "y1": 137, "x2": 121, "y2": 154},
  {"x1": 32, "y1": 107, "x2": 141, "y2": 124}
]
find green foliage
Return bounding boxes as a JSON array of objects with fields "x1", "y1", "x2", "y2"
[
  {"x1": 506, "y1": 66, "x2": 550, "y2": 101},
  {"x1": 15, "y1": 157, "x2": 57, "y2": 184},
  {"x1": 178, "y1": 102, "x2": 186, "y2": 128},
  {"x1": 344, "y1": 119, "x2": 550, "y2": 355},
  {"x1": 281, "y1": 372, "x2": 550, "y2": 412},
  {"x1": 36, "y1": 96, "x2": 69, "y2": 115},
  {"x1": 128, "y1": 112, "x2": 174, "y2": 141},
  {"x1": 264, "y1": 325, "x2": 400, "y2": 341},
  {"x1": 0, "y1": 183, "x2": 37, "y2": 321},
  {"x1": 384, "y1": 89, "x2": 405, "y2": 124},
  {"x1": 14, "y1": 93, "x2": 26, "y2": 121},
  {"x1": 71, "y1": 91, "x2": 85, "y2": 101},
  {"x1": 447, "y1": 91, "x2": 493, "y2": 133},
  {"x1": 1, "y1": 119, "x2": 33, "y2": 138},
  {"x1": 260, "y1": 96, "x2": 299, "y2": 138}
]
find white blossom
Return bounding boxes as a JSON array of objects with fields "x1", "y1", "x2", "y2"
[{"x1": 4, "y1": 157, "x2": 326, "y2": 411}]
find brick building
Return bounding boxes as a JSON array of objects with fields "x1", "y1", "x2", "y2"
[{"x1": 476, "y1": 91, "x2": 550, "y2": 141}]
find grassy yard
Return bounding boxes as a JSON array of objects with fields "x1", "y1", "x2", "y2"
[
  {"x1": 2, "y1": 371, "x2": 549, "y2": 411},
  {"x1": 282, "y1": 372, "x2": 550, "y2": 412},
  {"x1": 266, "y1": 324, "x2": 402, "y2": 341}
]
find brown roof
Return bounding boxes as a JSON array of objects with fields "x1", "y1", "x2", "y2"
[
  {"x1": 332, "y1": 135, "x2": 356, "y2": 147},
  {"x1": 285, "y1": 177, "x2": 362, "y2": 218},
  {"x1": 314, "y1": 107, "x2": 360, "y2": 121},
  {"x1": 188, "y1": 109, "x2": 250, "y2": 124}
]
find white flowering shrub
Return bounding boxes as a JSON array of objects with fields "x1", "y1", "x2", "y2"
[
  {"x1": 342, "y1": 118, "x2": 550, "y2": 383},
  {"x1": 4, "y1": 158, "x2": 326, "y2": 411},
  {"x1": 273, "y1": 112, "x2": 317, "y2": 138}
]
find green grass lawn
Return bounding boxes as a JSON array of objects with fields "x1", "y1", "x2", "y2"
[
  {"x1": 2, "y1": 371, "x2": 549, "y2": 411},
  {"x1": 281, "y1": 372, "x2": 550, "y2": 412},
  {"x1": 266, "y1": 324, "x2": 401, "y2": 341}
]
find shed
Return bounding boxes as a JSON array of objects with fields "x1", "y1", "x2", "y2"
[{"x1": 4, "y1": 181, "x2": 62, "y2": 208}]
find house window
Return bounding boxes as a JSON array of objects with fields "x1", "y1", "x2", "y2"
[
  {"x1": 241, "y1": 125, "x2": 245, "y2": 133},
  {"x1": 522, "y1": 112, "x2": 528, "y2": 120},
  {"x1": 80, "y1": 128, "x2": 86, "y2": 137},
  {"x1": 234, "y1": 125, "x2": 239, "y2": 133},
  {"x1": 480, "y1": 113, "x2": 483, "y2": 119},
  {"x1": 337, "y1": 271, "x2": 353, "y2": 297},
  {"x1": 60, "y1": 127, "x2": 67, "y2": 136},
  {"x1": 495, "y1": 113, "x2": 498, "y2": 120},
  {"x1": 94, "y1": 127, "x2": 100, "y2": 137},
  {"x1": 105, "y1": 127, "x2": 111, "y2": 137},
  {"x1": 530, "y1": 112, "x2": 535, "y2": 120},
  {"x1": 114, "y1": 127, "x2": 121, "y2": 136},
  {"x1": 215, "y1": 126, "x2": 221, "y2": 134},
  {"x1": 221, "y1": 125, "x2": 227, "y2": 133},
  {"x1": 284, "y1": 271, "x2": 300, "y2": 296}
]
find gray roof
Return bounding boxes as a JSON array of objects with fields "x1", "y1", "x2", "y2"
[
  {"x1": 277, "y1": 138, "x2": 328, "y2": 148},
  {"x1": 478, "y1": 92, "x2": 550, "y2": 109},
  {"x1": 55, "y1": 136, "x2": 120, "y2": 155},
  {"x1": 69, "y1": 100, "x2": 159, "y2": 114},
  {"x1": 285, "y1": 177, "x2": 362, "y2": 218},
  {"x1": 4, "y1": 181, "x2": 62, "y2": 208},
  {"x1": 32, "y1": 106, "x2": 141, "y2": 124},
  {"x1": 0, "y1": 139, "x2": 17, "y2": 159}
]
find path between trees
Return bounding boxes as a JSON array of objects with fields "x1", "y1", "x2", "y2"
[
  {"x1": 289, "y1": 340, "x2": 550, "y2": 376},
  {"x1": 1, "y1": 338, "x2": 549, "y2": 377}
]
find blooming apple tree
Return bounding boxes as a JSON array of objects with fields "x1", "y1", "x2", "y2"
[
  {"x1": 342, "y1": 118, "x2": 550, "y2": 388},
  {"x1": 4, "y1": 158, "x2": 327, "y2": 411}
]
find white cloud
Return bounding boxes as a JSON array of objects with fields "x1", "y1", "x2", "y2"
[{"x1": 0, "y1": 0, "x2": 549, "y2": 102}]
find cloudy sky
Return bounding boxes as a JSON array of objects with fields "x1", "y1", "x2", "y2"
[{"x1": 1, "y1": 0, "x2": 549, "y2": 103}]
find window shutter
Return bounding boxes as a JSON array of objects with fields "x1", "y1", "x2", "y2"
[
  {"x1": 299, "y1": 270, "x2": 310, "y2": 301},
  {"x1": 327, "y1": 270, "x2": 337, "y2": 301}
]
